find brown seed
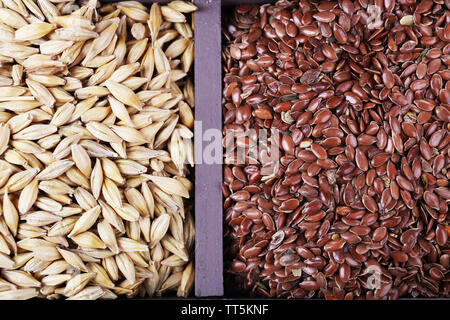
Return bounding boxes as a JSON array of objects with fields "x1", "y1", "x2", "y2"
[
  {"x1": 362, "y1": 194, "x2": 377, "y2": 212},
  {"x1": 372, "y1": 227, "x2": 387, "y2": 242},
  {"x1": 436, "y1": 225, "x2": 448, "y2": 247},
  {"x1": 423, "y1": 191, "x2": 440, "y2": 210},
  {"x1": 396, "y1": 175, "x2": 414, "y2": 192},
  {"x1": 279, "y1": 198, "x2": 299, "y2": 212},
  {"x1": 230, "y1": 260, "x2": 246, "y2": 272},
  {"x1": 313, "y1": 12, "x2": 335, "y2": 22},
  {"x1": 324, "y1": 239, "x2": 346, "y2": 252},
  {"x1": 355, "y1": 148, "x2": 368, "y2": 171},
  {"x1": 311, "y1": 143, "x2": 327, "y2": 160},
  {"x1": 419, "y1": 138, "x2": 433, "y2": 160},
  {"x1": 281, "y1": 135, "x2": 294, "y2": 154},
  {"x1": 382, "y1": 68, "x2": 394, "y2": 89},
  {"x1": 391, "y1": 251, "x2": 409, "y2": 263},
  {"x1": 303, "y1": 199, "x2": 322, "y2": 215}
]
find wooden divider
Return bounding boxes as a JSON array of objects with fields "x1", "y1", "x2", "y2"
[{"x1": 194, "y1": 0, "x2": 224, "y2": 297}]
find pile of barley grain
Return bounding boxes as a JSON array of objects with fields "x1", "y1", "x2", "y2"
[
  {"x1": 222, "y1": 1, "x2": 449, "y2": 299},
  {"x1": 0, "y1": 0, "x2": 196, "y2": 300}
]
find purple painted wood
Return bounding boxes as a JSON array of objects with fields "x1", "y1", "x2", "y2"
[{"x1": 194, "y1": 0, "x2": 224, "y2": 297}]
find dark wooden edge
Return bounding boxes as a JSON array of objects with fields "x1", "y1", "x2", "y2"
[{"x1": 194, "y1": 0, "x2": 224, "y2": 297}]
